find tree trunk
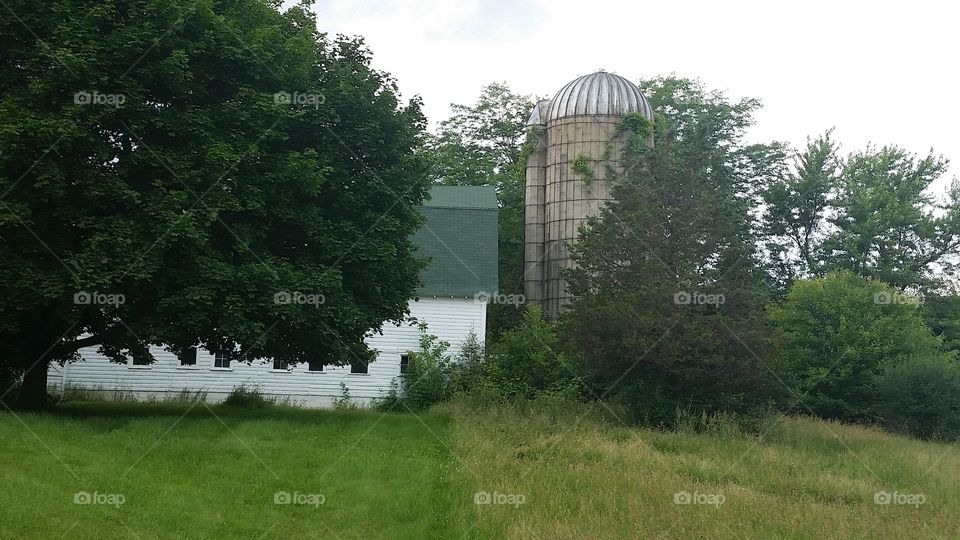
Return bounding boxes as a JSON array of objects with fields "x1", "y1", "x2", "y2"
[{"x1": 15, "y1": 359, "x2": 50, "y2": 411}]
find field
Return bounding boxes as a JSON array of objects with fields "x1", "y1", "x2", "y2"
[{"x1": 1, "y1": 400, "x2": 958, "y2": 539}]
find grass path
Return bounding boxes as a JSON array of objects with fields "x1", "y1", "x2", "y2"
[{"x1": 1, "y1": 401, "x2": 958, "y2": 538}]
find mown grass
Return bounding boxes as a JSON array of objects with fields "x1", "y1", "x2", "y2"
[
  {"x1": 1, "y1": 400, "x2": 958, "y2": 538},
  {"x1": 0, "y1": 401, "x2": 459, "y2": 539}
]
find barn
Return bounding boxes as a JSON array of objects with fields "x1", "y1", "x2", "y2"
[{"x1": 47, "y1": 186, "x2": 499, "y2": 407}]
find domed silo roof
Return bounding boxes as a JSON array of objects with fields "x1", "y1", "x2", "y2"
[
  {"x1": 546, "y1": 71, "x2": 652, "y2": 122},
  {"x1": 526, "y1": 99, "x2": 552, "y2": 127}
]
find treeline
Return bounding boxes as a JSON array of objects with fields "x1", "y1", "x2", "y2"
[{"x1": 421, "y1": 78, "x2": 960, "y2": 440}]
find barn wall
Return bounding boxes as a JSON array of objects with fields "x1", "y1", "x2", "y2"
[{"x1": 48, "y1": 297, "x2": 486, "y2": 408}]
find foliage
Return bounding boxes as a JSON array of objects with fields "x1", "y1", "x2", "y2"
[
  {"x1": 425, "y1": 83, "x2": 538, "y2": 339},
  {"x1": 379, "y1": 323, "x2": 453, "y2": 412},
  {"x1": 824, "y1": 147, "x2": 960, "y2": 290},
  {"x1": 761, "y1": 130, "x2": 840, "y2": 287},
  {"x1": 922, "y1": 293, "x2": 960, "y2": 360},
  {"x1": 403, "y1": 323, "x2": 453, "y2": 411},
  {"x1": 875, "y1": 356, "x2": 960, "y2": 440},
  {"x1": 484, "y1": 306, "x2": 583, "y2": 401},
  {"x1": 0, "y1": 0, "x2": 428, "y2": 409},
  {"x1": 333, "y1": 382, "x2": 356, "y2": 410},
  {"x1": 379, "y1": 325, "x2": 492, "y2": 412},
  {"x1": 564, "y1": 77, "x2": 786, "y2": 426},
  {"x1": 571, "y1": 154, "x2": 595, "y2": 185},
  {"x1": 221, "y1": 384, "x2": 274, "y2": 409},
  {"x1": 451, "y1": 328, "x2": 484, "y2": 392},
  {"x1": 762, "y1": 136, "x2": 960, "y2": 291},
  {"x1": 768, "y1": 271, "x2": 951, "y2": 422}
]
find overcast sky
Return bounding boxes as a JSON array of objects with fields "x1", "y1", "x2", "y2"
[{"x1": 312, "y1": 0, "x2": 958, "y2": 188}]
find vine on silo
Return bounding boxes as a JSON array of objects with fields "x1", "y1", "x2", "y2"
[{"x1": 572, "y1": 154, "x2": 595, "y2": 185}]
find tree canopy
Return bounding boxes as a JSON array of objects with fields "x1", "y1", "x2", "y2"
[
  {"x1": 762, "y1": 135, "x2": 960, "y2": 291},
  {"x1": 0, "y1": 0, "x2": 428, "y2": 409}
]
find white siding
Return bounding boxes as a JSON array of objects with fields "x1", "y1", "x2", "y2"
[{"x1": 50, "y1": 297, "x2": 485, "y2": 408}]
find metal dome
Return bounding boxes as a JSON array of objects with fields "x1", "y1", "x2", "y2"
[
  {"x1": 545, "y1": 71, "x2": 652, "y2": 122},
  {"x1": 526, "y1": 99, "x2": 552, "y2": 127}
]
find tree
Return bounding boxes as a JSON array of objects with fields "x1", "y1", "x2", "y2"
[
  {"x1": 761, "y1": 131, "x2": 840, "y2": 287},
  {"x1": 823, "y1": 147, "x2": 960, "y2": 290},
  {"x1": 0, "y1": 0, "x2": 428, "y2": 409},
  {"x1": 922, "y1": 293, "x2": 960, "y2": 361},
  {"x1": 762, "y1": 139, "x2": 960, "y2": 292},
  {"x1": 426, "y1": 83, "x2": 537, "y2": 338},
  {"x1": 769, "y1": 271, "x2": 951, "y2": 422},
  {"x1": 563, "y1": 77, "x2": 786, "y2": 425}
]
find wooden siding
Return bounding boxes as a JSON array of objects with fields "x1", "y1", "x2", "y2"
[{"x1": 48, "y1": 297, "x2": 486, "y2": 408}]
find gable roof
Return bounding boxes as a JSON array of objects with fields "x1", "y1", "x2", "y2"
[{"x1": 413, "y1": 186, "x2": 498, "y2": 297}]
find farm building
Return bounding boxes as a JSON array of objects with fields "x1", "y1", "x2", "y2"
[
  {"x1": 48, "y1": 186, "x2": 498, "y2": 407},
  {"x1": 524, "y1": 70, "x2": 653, "y2": 318}
]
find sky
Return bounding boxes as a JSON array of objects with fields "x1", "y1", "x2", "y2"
[{"x1": 310, "y1": 0, "x2": 958, "y2": 189}]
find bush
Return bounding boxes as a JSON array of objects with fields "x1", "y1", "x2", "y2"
[
  {"x1": 484, "y1": 306, "x2": 584, "y2": 401},
  {"x1": 876, "y1": 357, "x2": 960, "y2": 440},
  {"x1": 769, "y1": 270, "x2": 950, "y2": 423},
  {"x1": 380, "y1": 323, "x2": 454, "y2": 412},
  {"x1": 222, "y1": 384, "x2": 275, "y2": 409},
  {"x1": 451, "y1": 329, "x2": 484, "y2": 393},
  {"x1": 0, "y1": 366, "x2": 21, "y2": 407}
]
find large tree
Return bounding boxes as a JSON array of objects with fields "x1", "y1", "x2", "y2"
[
  {"x1": 562, "y1": 77, "x2": 787, "y2": 424},
  {"x1": 426, "y1": 83, "x2": 536, "y2": 338},
  {"x1": 761, "y1": 131, "x2": 840, "y2": 287},
  {"x1": 824, "y1": 147, "x2": 960, "y2": 290},
  {"x1": 0, "y1": 0, "x2": 429, "y2": 409},
  {"x1": 762, "y1": 139, "x2": 960, "y2": 292}
]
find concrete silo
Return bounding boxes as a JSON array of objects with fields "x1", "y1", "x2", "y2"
[{"x1": 524, "y1": 71, "x2": 653, "y2": 318}]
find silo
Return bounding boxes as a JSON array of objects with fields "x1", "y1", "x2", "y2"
[{"x1": 523, "y1": 71, "x2": 653, "y2": 318}]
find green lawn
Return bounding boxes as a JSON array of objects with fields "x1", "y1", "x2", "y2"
[
  {"x1": 1, "y1": 401, "x2": 958, "y2": 538},
  {"x1": 0, "y1": 402, "x2": 459, "y2": 539}
]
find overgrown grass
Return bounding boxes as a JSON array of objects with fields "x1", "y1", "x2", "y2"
[
  {"x1": 1, "y1": 400, "x2": 957, "y2": 538},
  {"x1": 445, "y1": 402, "x2": 960, "y2": 538}
]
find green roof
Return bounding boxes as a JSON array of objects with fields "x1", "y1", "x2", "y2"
[
  {"x1": 413, "y1": 186, "x2": 499, "y2": 296},
  {"x1": 422, "y1": 185, "x2": 499, "y2": 209}
]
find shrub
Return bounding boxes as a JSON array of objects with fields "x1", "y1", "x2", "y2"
[
  {"x1": 876, "y1": 357, "x2": 960, "y2": 440},
  {"x1": 0, "y1": 366, "x2": 21, "y2": 407},
  {"x1": 222, "y1": 384, "x2": 275, "y2": 409},
  {"x1": 769, "y1": 270, "x2": 950, "y2": 423},
  {"x1": 922, "y1": 294, "x2": 960, "y2": 361},
  {"x1": 484, "y1": 306, "x2": 584, "y2": 401},
  {"x1": 385, "y1": 323, "x2": 454, "y2": 412},
  {"x1": 451, "y1": 329, "x2": 484, "y2": 393},
  {"x1": 334, "y1": 382, "x2": 358, "y2": 409}
]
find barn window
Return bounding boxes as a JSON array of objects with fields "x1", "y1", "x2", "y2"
[
  {"x1": 307, "y1": 360, "x2": 324, "y2": 372},
  {"x1": 131, "y1": 346, "x2": 150, "y2": 366},
  {"x1": 214, "y1": 352, "x2": 232, "y2": 369},
  {"x1": 179, "y1": 347, "x2": 197, "y2": 366},
  {"x1": 400, "y1": 354, "x2": 409, "y2": 374},
  {"x1": 350, "y1": 359, "x2": 368, "y2": 374},
  {"x1": 272, "y1": 357, "x2": 289, "y2": 370}
]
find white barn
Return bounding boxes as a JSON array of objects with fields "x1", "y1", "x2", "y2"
[{"x1": 48, "y1": 186, "x2": 499, "y2": 407}]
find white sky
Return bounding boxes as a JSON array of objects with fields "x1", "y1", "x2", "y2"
[{"x1": 311, "y1": 0, "x2": 958, "y2": 188}]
